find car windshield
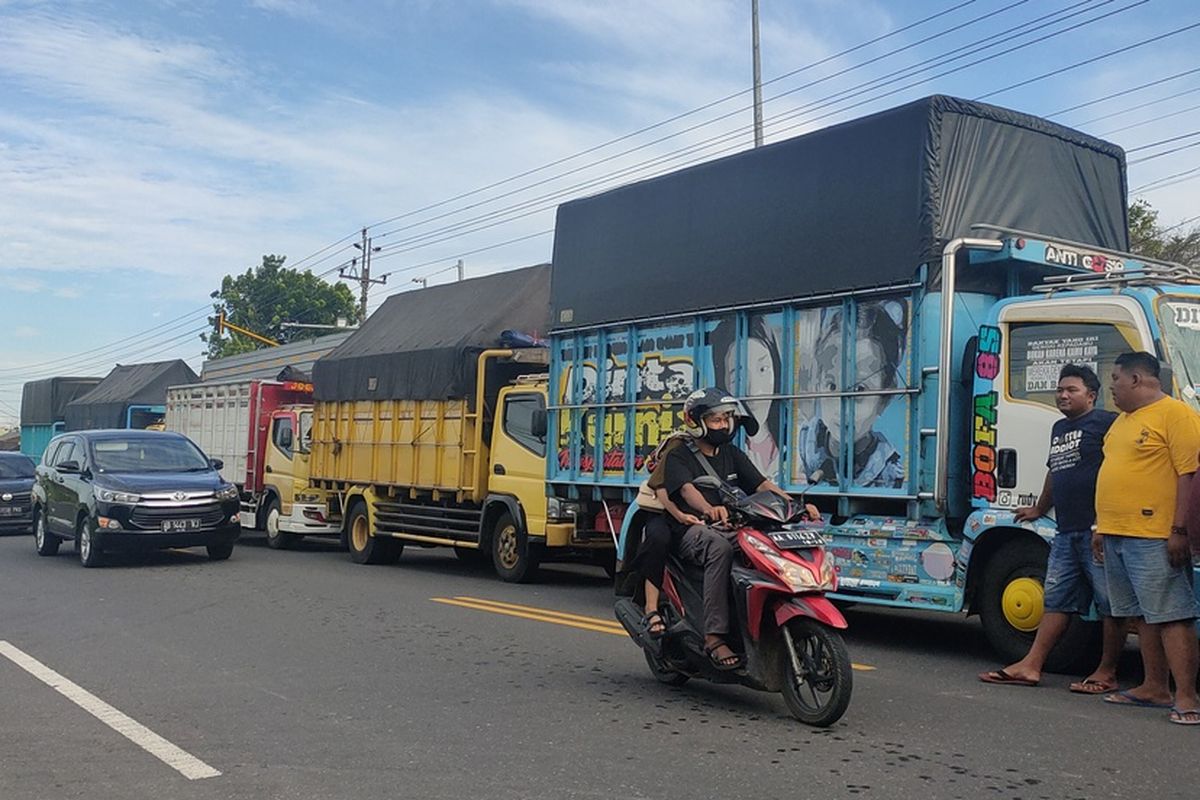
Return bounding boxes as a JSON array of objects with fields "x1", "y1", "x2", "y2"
[
  {"x1": 0, "y1": 455, "x2": 36, "y2": 479},
  {"x1": 90, "y1": 437, "x2": 211, "y2": 473},
  {"x1": 1156, "y1": 296, "x2": 1200, "y2": 411}
]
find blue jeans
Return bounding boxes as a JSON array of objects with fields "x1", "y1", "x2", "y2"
[
  {"x1": 1043, "y1": 530, "x2": 1110, "y2": 616},
  {"x1": 1103, "y1": 535, "x2": 1199, "y2": 624}
]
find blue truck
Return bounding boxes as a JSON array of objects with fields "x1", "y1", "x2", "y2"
[
  {"x1": 544, "y1": 95, "x2": 1200, "y2": 668},
  {"x1": 19, "y1": 377, "x2": 101, "y2": 460}
]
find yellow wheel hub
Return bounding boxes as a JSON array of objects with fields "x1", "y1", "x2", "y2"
[
  {"x1": 496, "y1": 525, "x2": 519, "y2": 569},
  {"x1": 1002, "y1": 577, "x2": 1044, "y2": 632},
  {"x1": 351, "y1": 516, "x2": 369, "y2": 552}
]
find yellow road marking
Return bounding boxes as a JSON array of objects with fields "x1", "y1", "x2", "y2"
[
  {"x1": 451, "y1": 596, "x2": 627, "y2": 631},
  {"x1": 431, "y1": 597, "x2": 625, "y2": 636},
  {"x1": 432, "y1": 595, "x2": 876, "y2": 671}
]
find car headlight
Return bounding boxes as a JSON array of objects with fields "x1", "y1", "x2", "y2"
[
  {"x1": 94, "y1": 487, "x2": 141, "y2": 504},
  {"x1": 215, "y1": 485, "x2": 239, "y2": 501}
]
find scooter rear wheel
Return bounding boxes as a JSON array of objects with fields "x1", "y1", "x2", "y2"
[
  {"x1": 644, "y1": 648, "x2": 689, "y2": 686},
  {"x1": 781, "y1": 618, "x2": 852, "y2": 727}
]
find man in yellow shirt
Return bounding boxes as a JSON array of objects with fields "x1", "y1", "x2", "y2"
[{"x1": 1094, "y1": 351, "x2": 1200, "y2": 725}]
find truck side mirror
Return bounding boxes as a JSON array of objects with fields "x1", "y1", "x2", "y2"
[
  {"x1": 531, "y1": 408, "x2": 548, "y2": 440},
  {"x1": 997, "y1": 448, "x2": 1017, "y2": 489}
]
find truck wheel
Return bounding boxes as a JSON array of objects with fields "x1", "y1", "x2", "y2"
[
  {"x1": 491, "y1": 512, "x2": 540, "y2": 583},
  {"x1": 978, "y1": 539, "x2": 1050, "y2": 666},
  {"x1": 346, "y1": 502, "x2": 402, "y2": 565},
  {"x1": 34, "y1": 511, "x2": 60, "y2": 556},
  {"x1": 77, "y1": 517, "x2": 103, "y2": 568},
  {"x1": 264, "y1": 498, "x2": 295, "y2": 550}
]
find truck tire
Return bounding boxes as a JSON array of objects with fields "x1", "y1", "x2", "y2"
[
  {"x1": 264, "y1": 498, "x2": 297, "y2": 550},
  {"x1": 491, "y1": 512, "x2": 540, "y2": 583},
  {"x1": 977, "y1": 538, "x2": 1098, "y2": 672},
  {"x1": 346, "y1": 502, "x2": 401, "y2": 565}
]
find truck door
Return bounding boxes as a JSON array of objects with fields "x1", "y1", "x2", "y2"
[
  {"x1": 488, "y1": 391, "x2": 548, "y2": 535},
  {"x1": 267, "y1": 413, "x2": 296, "y2": 514},
  {"x1": 980, "y1": 296, "x2": 1153, "y2": 512}
]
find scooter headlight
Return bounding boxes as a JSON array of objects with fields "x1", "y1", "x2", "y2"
[{"x1": 744, "y1": 535, "x2": 835, "y2": 592}]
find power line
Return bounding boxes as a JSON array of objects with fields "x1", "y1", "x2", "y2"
[
  {"x1": 1130, "y1": 164, "x2": 1200, "y2": 194},
  {"x1": 1127, "y1": 129, "x2": 1200, "y2": 153},
  {"x1": 1129, "y1": 139, "x2": 1200, "y2": 164},
  {"x1": 1047, "y1": 67, "x2": 1200, "y2": 118},
  {"x1": 1097, "y1": 99, "x2": 1200, "y2": 136}
]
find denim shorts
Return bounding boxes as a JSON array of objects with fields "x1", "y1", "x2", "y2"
[
  {"x1": 1043, "y1": 530, "x2": 1110, "y2": 616},
  {"x1": 1103, "y1": 535, "x2": 1200, "y2": 624}
]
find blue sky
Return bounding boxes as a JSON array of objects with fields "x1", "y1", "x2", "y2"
[{"x1": 2, "y1": 0, "x2": 1199, "y2": 426}]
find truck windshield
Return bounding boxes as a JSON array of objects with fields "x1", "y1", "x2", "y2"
[
  {"x1": 298, "y1": 411, "x2": 313, "y2": 454},
  {"x1": 1156, "y1": 296, "x2": 1200, "y2": 410}
]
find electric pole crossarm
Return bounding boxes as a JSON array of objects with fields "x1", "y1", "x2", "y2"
[{"x1": 217, "y1": 311, "x2": 280, "y2": 347}]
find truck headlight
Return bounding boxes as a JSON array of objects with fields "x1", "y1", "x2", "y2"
[
  {"x1": 546, "y1": 497, "x2": 580, "y2": 520},
  {"x1": 215, "y1": 485, "x2": 239, "y2": 501},
  {"x1": 94, "y1": 487, "x2": 141, "y2": 504}
]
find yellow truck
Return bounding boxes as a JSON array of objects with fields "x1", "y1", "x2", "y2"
[{"x1": 307, "y1": 265, "x2": 615, "y2": 581}]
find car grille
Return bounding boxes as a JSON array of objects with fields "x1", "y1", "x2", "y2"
[
  {"x1": 0, "y1": 492, "x2": 31, "y2": 516},
  {"x1": 129, "y1": 504, "x2": 226, "y2": 530}
]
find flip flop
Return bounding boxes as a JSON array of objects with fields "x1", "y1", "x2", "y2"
[
  {"x1": 1069, "y1": 678, "x2": 1118, "y2": 695},
  {"x1": 641, "y1": 610, "x2": 666, "y2": 639},
  {"x1": 1169, "y1": 707, "x2": 1200, "y2": 726},
  {"x1": 978, "y1": 669, "x2": 1039, "y2": 687},
  {"x1": 1102, "y1": 690, "x2": 1173, "y2": 709}
]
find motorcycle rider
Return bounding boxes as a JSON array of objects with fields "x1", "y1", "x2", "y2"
[{"x1": 663, "y1": 387, "x2": 791, "y2": 670}]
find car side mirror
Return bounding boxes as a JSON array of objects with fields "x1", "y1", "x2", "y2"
[
  {"x1": 531, "y1": 408, "x2": 548, "y2": 439},
  {"x1": 210, "y1": 458, "x2": 224, "y2": 471},
  {"x1": 57, "y1": 460, "x2": 80, "y2": 474}
]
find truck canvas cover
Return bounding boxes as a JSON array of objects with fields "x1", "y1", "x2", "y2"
[
  {"x1": 20, "y1": 377, "x2": 102, "y2": 426},
  {"x1": 64, "y1": 360, "x2": 199, "y2": 430},
  {"x1": 313, "y1": 264, "x2": 551, "y2": 402},
  {"x1": 550, "y1": 95, "x2": 1128, "y2": 329}
]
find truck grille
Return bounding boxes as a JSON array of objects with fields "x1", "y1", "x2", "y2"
[{"x1": 130, "y1": 504, "x2": 225, "y2": 530}]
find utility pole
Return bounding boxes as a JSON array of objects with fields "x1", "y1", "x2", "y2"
[
  {"x1": 455, "y1": 259, "x2": 464, "y2": 282},
  {"x1": 752, "y1": 0, "x2": 764, "y2": 148},
  {"x1": 340, "y1": 227, "x2": 386, "y2": 321}
]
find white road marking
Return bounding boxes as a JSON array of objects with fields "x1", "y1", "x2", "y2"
[{"x1": 0, "y1": 640, "x2": 221, "y2": 780}]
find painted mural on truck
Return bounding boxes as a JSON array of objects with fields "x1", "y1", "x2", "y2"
[
  {"x1": 554, "y1": 296, "x2": 912, "y2": 489},
  {"x1": 791, "y1": 300, "x2": 911, "y2": 491}
]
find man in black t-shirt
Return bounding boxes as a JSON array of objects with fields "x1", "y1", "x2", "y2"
[
  {"x1": 663, "y1": 388, "x2": 790, "y2": 671},
  {"x1": 979, "y1": 364, "x2": 1124, "y2": 691}
]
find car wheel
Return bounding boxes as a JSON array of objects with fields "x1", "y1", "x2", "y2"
[
  {"x1": 77, "y1": 518, "x2": 103, "y2": 568},
  {"x1": 34, "y1": 511, "x2": 60, "y2": 557},
  {"x1": 264, "y1": 498, "x2": 294, "y2": 550},
  {"x1": 206, "y1": 543, "x2": 234, "y2": 561}
]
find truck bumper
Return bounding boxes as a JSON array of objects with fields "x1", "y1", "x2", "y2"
[{"x1": 280, "y1": 503, "x2": 341, "y2": 535}]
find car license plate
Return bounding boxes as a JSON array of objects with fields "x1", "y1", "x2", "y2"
[
  {"x1": 768, "y1": 529, "x2": 826, "y2": 549},
  {"x1": 0, "y1": 506, "x2": 17, "y2": 516},
  {"x1": 161, "y1": 518, "x2": 201, "y2": 533}
]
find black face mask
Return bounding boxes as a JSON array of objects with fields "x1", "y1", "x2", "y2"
[{"x1": 703, "y1": 428, "x2": 733, "y2": 447}]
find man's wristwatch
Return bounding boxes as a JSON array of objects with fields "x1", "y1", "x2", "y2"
[{"x1": 1170, "y1": 525, "x2": 1188, "y2": 537}]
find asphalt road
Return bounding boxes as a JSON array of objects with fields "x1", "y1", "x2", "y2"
[{"x1": 1, "y1": 530, "x2": 1195, "y2": 800}]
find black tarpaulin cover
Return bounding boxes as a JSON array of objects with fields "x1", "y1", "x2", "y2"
[
  {"x1": 550, "y1": 95, "x2": 1128, "y2": 329},
  {"x1": 64, "y1": 360, "x2": 199, "y2": 430},
  {"x1": 313, "y1": 264, "x2": 551, "y2": 402},
  {"x1": 20, "y1": 377, "x2": 102, "y2": 426}
]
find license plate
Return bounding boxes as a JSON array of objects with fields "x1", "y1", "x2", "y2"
[
  {"x1": 0, "y1": 507, "x2": 18, "y2": 516},
  {"x1": 767, "y1": 528, "x2": 826, "y2": 549},
  {"x1": 161, "y1": 518, "x2": 201, "y2": 533}
]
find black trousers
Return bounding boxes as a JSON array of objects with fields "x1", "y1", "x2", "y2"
[
  {"x1": 677, "y1": 524, "x2": 736, "y2": 637},
  {"x1": 630, "y1": 514, "x2": 673, "y2": 591}
]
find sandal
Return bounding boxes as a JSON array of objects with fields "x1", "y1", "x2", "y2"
[
  {"x1": 704, "y1": 641, "x2": 743, "y2": 671},
  {"x1": 641, "y1": 610, "x2": 666, "y2": 639},
  {"x1": 1169, "y1": 707, "x2": 1200, "y2": 726},
  {"x1": 1069, "y1": 678, "x2": 1118, "y2": 695}
]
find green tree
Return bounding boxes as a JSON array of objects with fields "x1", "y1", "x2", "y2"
[
  {"x1": 1128, "y1": 199, "x2": 1200, "y2": 267},
  {"x1": 203, "y1": 255, "x2": 360, "y2": 359}
]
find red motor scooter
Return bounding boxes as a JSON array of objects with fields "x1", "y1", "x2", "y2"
[{"x1": 615, "y1": 476, "x2": 852, "y2": 727}]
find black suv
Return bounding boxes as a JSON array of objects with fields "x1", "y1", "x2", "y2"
[
  {"x1": 32, "y1": 430, "x2": 240, "y2": 567},
  {"x1": 0, "y1": 452, "x2": 36, "y2": 534}
]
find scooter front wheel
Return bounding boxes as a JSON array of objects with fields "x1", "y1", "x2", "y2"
[
  {"x1": 644, "y1": 648, "x2": 690, "y2": 686},
  {"x1": 781, "y1": 618, "x2": 852, "y2": 727}
]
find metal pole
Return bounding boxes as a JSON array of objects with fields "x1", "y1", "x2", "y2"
[
  {"x1": 358, "y1": 227, "x2": 370, "y2": 321},
  {"x1": 752, "y1": 0, "x2": 763, "y2": 147},
  {"x1": 456, "y1": 259, "x2": 464, "y2": 282}
]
